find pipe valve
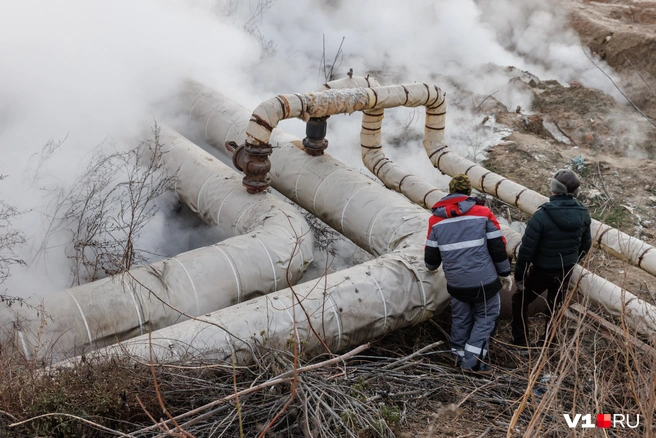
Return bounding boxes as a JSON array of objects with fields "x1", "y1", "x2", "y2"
[
  {"x1": 302, "y1": 116, "x2": 329, "y2": 156},
  {"x1": 226, "y1": 140, "x2": 272, "y2": 194}
]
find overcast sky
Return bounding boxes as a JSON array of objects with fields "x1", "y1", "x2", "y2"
[{"x1": 0, "y1": 0, "x2": 619, "y2": 296}]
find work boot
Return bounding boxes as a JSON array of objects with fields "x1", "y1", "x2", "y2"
[{"x1": 462, "y1": 362, "x2": 493, "y2": 376}]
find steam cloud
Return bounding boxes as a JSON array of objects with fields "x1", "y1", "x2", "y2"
[{"x1": 0, "y1": 0, "x2": 619, "y2": 296}]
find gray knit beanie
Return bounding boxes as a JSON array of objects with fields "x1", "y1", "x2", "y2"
[{"x1": 550, "y1": 169, "x2": 580, "y2": 197}]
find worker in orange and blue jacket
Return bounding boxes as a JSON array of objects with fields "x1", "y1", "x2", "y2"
[{"x1": 425, "y1": 174, "x2": 512, "y2": 373}]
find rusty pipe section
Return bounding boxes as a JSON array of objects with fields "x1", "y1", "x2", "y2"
[
  {"x1": 229, "y1": 141, "x2": 273, "y2": 193},
  {"x1": 321, "y1": 77, "x2": 448, "y2": 209},
  {"x1": 232, "y1": 87, "x2": 369, "y2": 192},
  {"x1": 236, "y1": 83, "x2": 445, "y2": 193}
]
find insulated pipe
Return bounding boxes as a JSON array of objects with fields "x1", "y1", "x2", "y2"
[
  {"x1": 62, "y1": 246, "x2": 438, "y2": 365},
  {"x1": 230, "y1": 82, "x2": 444, "y2": 193},
  {"x1": 0, "y1": 128, "x2": 312, "y2": 359},
  {"x1": 158, "y1": 125, "x2": 312, "y2": 286},
  {"x1": 322, "y1": 77, "x2": 449, "y2": 210},
  {"x1": 248, "y1": 83, "x2": 444, "y2": 150},
  {"x1": 429, "y1": 145, "x2": 656, "y2": 279},
  {"x1": 571, "y1": 265, "x2": 656, "y2": 334}
]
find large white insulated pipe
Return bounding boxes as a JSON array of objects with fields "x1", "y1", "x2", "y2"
[
  {"x1": 63, "y1": 247, "x2": 434, "y2": 364},
  {"x1": 158, "y1": 124, "x2": 312, "y2": 280},
  {"x1": 1, "y1": 128, "x2": 312, "y2": 359},
  {"x1": 59, "y1": 82, "x2": 452, "y2": 364},
  {"x1": 429, "y1": 145, "x2": 656, "y2": 279}
]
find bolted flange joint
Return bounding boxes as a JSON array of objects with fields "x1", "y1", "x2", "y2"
[
  {"x1": 227, "y1": 140, "x2": 273, "y2": 194},
  {"x1": 302, "y1": 116, "x2": 329, "y2": 156}
]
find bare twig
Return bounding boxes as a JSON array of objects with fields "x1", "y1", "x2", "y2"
[
  {"x1": 477, "y1": 426, "x2": 493, "y2": 438},
  {"x1": 320, "y1": 35, "x2": 346, "y2": 82},
  {"x1": 9, "y1": 413, "x2": 134, "y2": 437},
  {"x1": 475, "y1": 91, "x2": 499, "y2": 110},
  {"x1": 581, "y1": 46, "x2": 656, "y2": 129},
  {"x1": 131, "y1": 343, "x2": 369, "y2": 435}
]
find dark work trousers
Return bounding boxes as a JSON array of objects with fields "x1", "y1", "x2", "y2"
[
  {"x1": 511, "y1": 266, "x2": 573, "y2": 344},
  {"x1": 450, "y1": 293, "x2": 501, "y2": 371}
]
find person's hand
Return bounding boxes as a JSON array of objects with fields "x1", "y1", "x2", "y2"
[
  {"x1": 500, "y1": 275, "x2": 513, "y2": 291},
  {"x1": 515, "y1": 280, "x2": 525, "y2": 292}
]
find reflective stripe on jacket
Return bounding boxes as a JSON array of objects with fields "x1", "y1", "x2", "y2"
[{"x1": 424, "y1": 194, "x2": 510, "y2": 303}]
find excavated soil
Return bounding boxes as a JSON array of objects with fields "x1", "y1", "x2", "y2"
[{"x1": 569, "y1": 0, "x2": 656, "y2": 120}]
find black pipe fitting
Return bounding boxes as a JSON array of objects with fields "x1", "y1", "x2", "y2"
[
  {"x1": 302, "y1": 116, "x2": 329, "y2": 156},
  {"x1": 226, "y1": 140, "x2": 272, "y2": 194}
]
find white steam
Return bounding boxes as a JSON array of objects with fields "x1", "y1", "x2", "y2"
[
  {"x1": 0, "y1": 0, "x2": 621, "y2": 296},
  {"x1": 0, "y1": 0, "x2": 260, "y2": 295}
]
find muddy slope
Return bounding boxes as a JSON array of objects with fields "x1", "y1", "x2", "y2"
[{"x1": 569, "y1": 0, "x2": 656, "y2": 120}]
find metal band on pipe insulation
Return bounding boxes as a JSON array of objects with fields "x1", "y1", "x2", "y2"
[
  {"x1": 254, "y1": 237, "x2": 278, "y2": 292},
  {"x1": 341, "y1": 186, "x2": 369, "y2": 234},
  {"x1": 172, "y1": 258, "x2": 200, "y2": 315},
  {"x1": 326, "y1": 294, "x2": 343, "y2": 349},
  {"x1": 215, "y1": 246, "x2": 242, "y2": 303},
  {"x1": 370, "y1": 275, "x2": 388, "y2": 328},
  {"x1": 66, "y1": 290, "x2": 95, "y2": 346}
]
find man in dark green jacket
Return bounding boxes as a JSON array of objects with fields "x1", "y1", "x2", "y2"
[{"x1": 511, "y1": 169, "x2": 592, "y2": 347}]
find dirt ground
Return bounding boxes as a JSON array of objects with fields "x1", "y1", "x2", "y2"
[
  {"x1": 569, "y1": 0, "x2": 656, "y2": 121},
  {"x1": 482, "y1": 70, "x2": 656, "y2": 300}
]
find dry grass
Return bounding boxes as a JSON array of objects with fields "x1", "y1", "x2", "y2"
[{"x1": 0, "y1": 294, "x2": 654, "y2": 438}]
